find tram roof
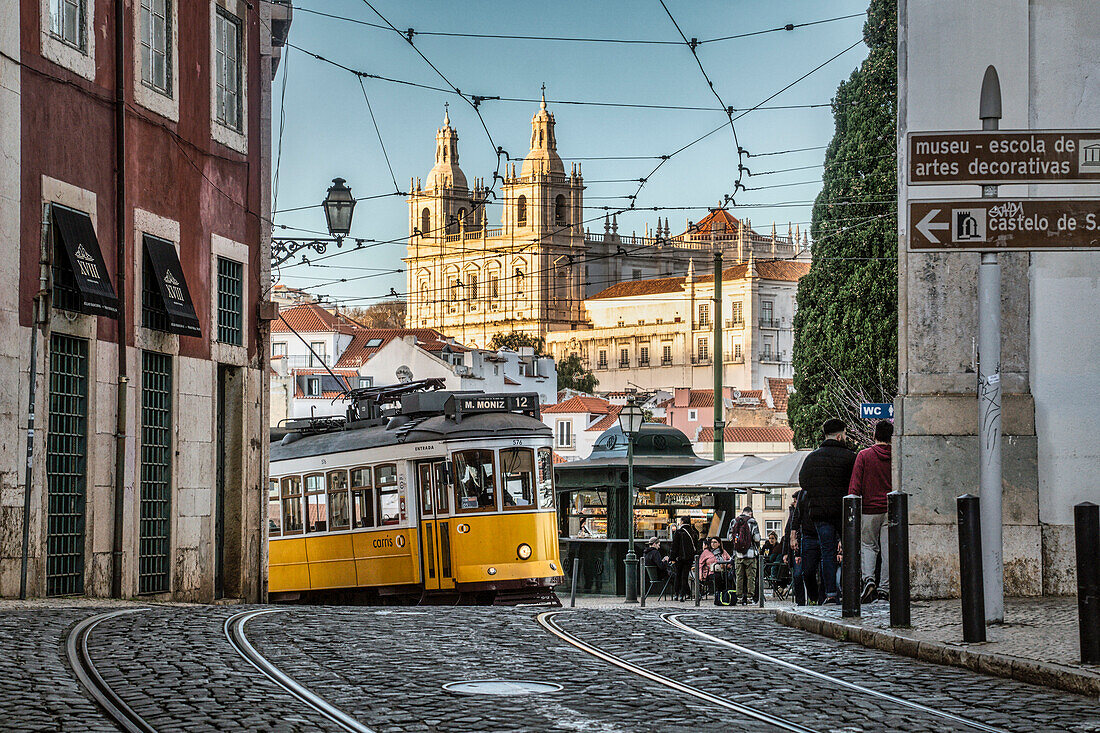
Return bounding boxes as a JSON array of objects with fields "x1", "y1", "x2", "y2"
[{"x1": 271, "y1": 412, "x2": 551, "y2": 463}]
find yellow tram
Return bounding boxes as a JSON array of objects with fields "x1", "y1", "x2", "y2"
[{"x1": 268, "y1": 380, "x2": 564, "y2": 603}]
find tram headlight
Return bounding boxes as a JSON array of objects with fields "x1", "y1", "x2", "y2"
[
  {"x1": 517, "y1": 543, "x2": 532, "y2": 560},
  {"x1": 487, "y1": 567, "x2": 497, "y2": 575}
]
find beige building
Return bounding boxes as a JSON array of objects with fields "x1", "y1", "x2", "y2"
[
  {"x1": 404, "y1": 101, "x2": 810, "y2": 347},
  {"x1": 546, "y1": 248, "x2": 809, "y2": 393}
]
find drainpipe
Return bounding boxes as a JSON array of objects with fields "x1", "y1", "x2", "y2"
[
  {"x1": 712, "y1": 247, "x2": 724, "y2": 462},
  {"x1": 19, "y1": 206, "x2": 51, "y2": 599},
  {"x1": 111, "y1": 0, "x2": 129, "y2": 599}
]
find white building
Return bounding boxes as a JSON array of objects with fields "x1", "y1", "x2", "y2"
[{"x1": 541, "y1": 395, "x2": 620, "y2": 462}]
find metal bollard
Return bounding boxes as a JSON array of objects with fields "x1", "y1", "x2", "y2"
[
  {"x1": 695, "y1": 553, "x2": 702, "y2": 607},
  {"x1": 957, "y1": 494, "x2": 986, "y2": 643},
  {"x1": 639, "y1": 555, "x2": 647, "y2": 608},
  {"x1": 1075, "y1": 502, "x2": 1100, "y2": 664},
  {"x1": 842, "y1": 494, "x2": 862, "y2": 618},
  {"x1": 888, "y1": 491, "x2": 911, "y2": 627},
  {"x1": 570, "y1": 556, "x2": 579, "y2": 609}
]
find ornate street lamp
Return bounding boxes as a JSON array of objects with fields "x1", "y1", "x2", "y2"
[
  {"x1": 618, "y1": 397, "x2": 645, "y2": 603},
  {"x1": 272, "y1": 178, "x2": 360, "y2": 267}
]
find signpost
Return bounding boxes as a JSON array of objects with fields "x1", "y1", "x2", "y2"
[
  {"x1": 909, "y1": 130, "x2": 1100, "y2": 185},
  {"x1": 859, "y1": 403, "x2": 894, "y2": 420},
  {"x1": 909, "y1": 199, "x2": 1100, "y2": 251}
]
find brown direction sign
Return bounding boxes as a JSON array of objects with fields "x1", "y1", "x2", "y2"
[
  {"x1": 909, "y1": 199, "x2": 1100, "y2": 251},
  {"x1": 908, "y1": 130, "x2": 1100, "y2": 185}
]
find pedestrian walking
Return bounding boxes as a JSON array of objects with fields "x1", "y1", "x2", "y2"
[
  {"x1": 727, "y1": 506, "x2": 761, "y2": 604},
  {"x1": 797, "y1": 418, "x2": 856, "y2": 605},
  {"x1": 849, "y1": 419, "x2": 893, "y2": 603},
  {"x1": 670, "y1": 516, "x2": 696, "y2": 601}
]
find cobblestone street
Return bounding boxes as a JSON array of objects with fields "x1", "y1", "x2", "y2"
[{"x1": 2, "y1": 602, "x2": 1099, "y2": 732}]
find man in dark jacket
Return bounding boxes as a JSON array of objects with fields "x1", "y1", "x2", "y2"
[
  {"x1": 798, "y1": 418, "x2": 856, "y2": 604},
  {"x1": 850, "y1": 420, "x2": 893, "y2": 603},
  {"x1": 670, "y1": 517, "x2": 697, "y2": 601},
  {"x1": 789, "y1": 488, "x2": 820, "y2": 605}
]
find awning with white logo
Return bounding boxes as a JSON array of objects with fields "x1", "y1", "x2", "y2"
[
  {"x1": 143, "y1": 234, "x2": 202, "y2": 337},
  {"x1": 51, "y1": 206, "x2": 119, "y2": 317}
]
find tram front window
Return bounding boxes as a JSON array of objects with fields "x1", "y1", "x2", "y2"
[
  {"x1": 351, "y1": 467, "x2": 375, "y2": 529},
  {"x1": 376, "y1": 463, "x2": 400, "y2": 526},
  {"x1": 500, "y1": 448, "x2": 535, "y2": 509},
  {"x1": 268, "y1": 479, "x2": 282, "y2": 537},
  {"x1": 454, "y1": 449, "x2": 496, "y2": 512},
  {"x1": 537, "y1": 447, "x2": 555, "y2": 509},
  {"x1": 327, "y1": 470, "x2": 350, "y2": 531},
  {"x1": 305, "y1": 473, "x2": 327, "y2": 533},
  {"x1": 281, "y1": 476, "x2": 303, "y2": 534}
]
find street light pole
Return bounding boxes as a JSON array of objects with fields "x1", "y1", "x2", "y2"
[{"x1": 619, "y1": 397, "x2": 644, "y2": 603}]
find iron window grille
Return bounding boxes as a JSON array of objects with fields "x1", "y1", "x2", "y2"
[
  {"x1": 139, "y1": 350, "x2": 172, "y2": 594},
  {"x1": 142, "y1": 249, "x2": 170, "y2": 332},
  {"x1": 49, "y1": 0, "x2": 86, "y2": 52},
  {"x1": 51, "y1": 221, "x2": 84, "y2": 314},
  {"x1": 46, "y1": 334, "x2": 88, "y2": 596},
  {"x1": 139, "y1": 0, "x2": 172, "y2": 96},
  {"x1": 216, "y1": 256, "x2": 243, "y2": 345},
  {"x1": 214, "y1": 7, "x2": 243, "y2": 131}
]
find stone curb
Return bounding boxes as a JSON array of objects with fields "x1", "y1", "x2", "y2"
[{"x1": 775, "y1": 608, "x2": 1100, "y2": 699}]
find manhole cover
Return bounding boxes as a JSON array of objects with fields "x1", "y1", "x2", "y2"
[{"x1": 442, "y1": 680, "x2": 563, "y2": 696}]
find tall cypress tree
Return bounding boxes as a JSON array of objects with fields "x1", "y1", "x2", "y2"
[{"x1": 788, "y1": 0, "x2": 898, "y2": 448}]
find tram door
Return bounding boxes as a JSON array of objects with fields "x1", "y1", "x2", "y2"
[{"x1": 416, "y1": 460, "x2": 455, "y2": 591}]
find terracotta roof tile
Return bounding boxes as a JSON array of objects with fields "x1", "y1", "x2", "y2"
[
  {"x1": 586, "y1": 404, "x2": 623, "y2": 431},
  {"x1": 334, "y1": 327, "x2": 452, "y2": 368},
  {"x1": 543, "y1": 395, "x2": 611, "y2": 414},
  {"x1": 766, "y1": 377, "x2": 794, "y2": 411},
  {"x1": 272, "y1": 303, "x2": 356, "y2": 334},
  {"x1": 697, "y1": 426, "x2": 794, "y2": 443},
  {"x1": 552, "y1": 452, "x2": 568, "y2": 464},
  {"x1": 589, "y1": 258, "x2": 809, "y2": 300}
]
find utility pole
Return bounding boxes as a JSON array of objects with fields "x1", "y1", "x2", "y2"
[
  {"x1": 978, "y1": 65, "x2": 1004, "y2": 624},
  {"x1": 712, "y1": 245, "x2": 724, "y2": 461}
]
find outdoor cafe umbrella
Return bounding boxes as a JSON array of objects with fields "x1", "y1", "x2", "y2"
[
  {"x1": 646, "y1": 454, "x2": 767, "y2": 492},
  {"x1": 710, "y1": 449, "x2": 812, "y2": 489}
]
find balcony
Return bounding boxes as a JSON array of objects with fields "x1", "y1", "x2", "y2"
[
  {"x1": 618, "y1": 360, "x2": 630, "y2": 369},
  {"x1": 638, "y1": 358, "x2": 650, "y2": 367},
  {"x1": 727, "y1": 354, "x2": 745, "y2": 364},
  {"x1": 661, "y1": 358, "x2": 673, "y2": 366},
  {"x1": 758, "y1": 351, "x2": 786, "y2": 364},
  {"x1": 759, "y1": 318, "x2": 787, "y2": 329},
  {"x1": 725, "y1": 318, "x2": 745, "y2": 329}
]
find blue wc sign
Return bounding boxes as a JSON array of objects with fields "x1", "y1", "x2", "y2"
[{"x1": 859, "y1": 403, "x2": 895, "y2": 420}]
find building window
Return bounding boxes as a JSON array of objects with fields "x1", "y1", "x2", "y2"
[
  {"x1": 517, "y1": 195, "x2": 527, "y2": 227},
  {"x1": 619, "y1": 348, "x2": 629, "y2": 368},
  {"x1": 304, "y1": 474, "x2": 327, "y2": 533},
  {"x1": 698, "y1": 303, "x2": 710, "y2": 327},
  {"x1": 49, "y1": 0, "x2": 85, "y2": 51},
  {"x1": 731, "y1": 301, "x2": 744, "y2": 326},
  {"x1": 662, "y1": 345, "x2": 672, "y2": 365},
  {"x1": 632, "y1": 269, "x2": 641, "y2": 280},
  {"x1": 214, "y1": 7, "x2": 243, "y2": 131},
  {"x1": 761, "y1": 300, "x2": 774, "y2": 327},
  {"x1": 281, "y1": 476, "x2": 303, "y2": 534},
  {"x1": 142, "y1": 248, "x2": 170, "y2": 332},
  {"x1": 734, "y1": 342, "x2": 743, "y2": 360},
  {"x1": 597, "y1": 350, "x2": 607, "y2": 369},
  {"x1": 421, "y1": 208, "x2": 431, "y2": 236},
  {"x1": 350, "y1": 467, "x2": 375, "y2": 529},
  {"x1": 764, "y1": 488, "x2": 783, "y2": 510},
  {"x1": 358, "y1": 377, "x2": 373, "y2": 389},
  {"x1": 554, "y1": 194, "x2": 567, "y2": 227},
  {"x1": 556, "y1": 420, "x2": 573, "y2": 448},
  {"x1": 490, "y1": 274, "x2": 500, "y2": 299},
  {"x1": 140, "y1": 0, "x2": 172, "y2": 96},
  {"x1": 688, "y1": 409, "x2": 697, "y2": 421},
  {"x1": 697, "y1": 337, "x2": 708, "y2": 363},
  {"x1": 639, "y1": 346, "x2": 649, "y2": 366},
  {"x1": 46, "y1": 333, "x2": 88, "y2": 597},
  {"x1": 307, "y1": 377, "x2": 320, "y2": 396},
  {"x1": 272, "y1": 342, "x2": 287, "y2": 358},
  {"x1": 309, "y1": 341, "x2": 326, "y2": 367},
  {"x1": 327, "y1": 470, "x2": 351, "y2": 531},
  {"x1": 365, "y1": 338, "x2": 383, "y2": 348},
  {"x1": 765, "y1": 520, "x2": 783, "y2": 536},
  {"x1": 216, "y1": 257, "x2": 243, "y2": 345},
  {"x1": 139, "y1": 350, "x2": 172, "y2": 594},
  {"x1": 468, "y1": 273, "x2": 478, "y2": 300},
  {"x1": 450, "y1": 278, "x2": 461, "y2": 303}
]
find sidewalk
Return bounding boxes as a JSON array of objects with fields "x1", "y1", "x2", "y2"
[{"x1": 776, "y1": 597, "x2": 1100, "y2": 698}]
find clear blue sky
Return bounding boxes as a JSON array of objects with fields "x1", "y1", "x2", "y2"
[{"x1": 270, "y1": 0, "x2": 871, "y2": 307}]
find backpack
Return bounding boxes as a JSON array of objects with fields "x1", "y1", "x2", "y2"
[
  {"x1": 731, "y1": 516, "x2": 753, "y2": 554},
  {"x1": 714, "y1": 588, "x2": 737, "y2": 606}
]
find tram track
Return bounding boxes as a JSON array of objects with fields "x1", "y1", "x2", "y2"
[
  {"x1": 536, "y1": 610, "x2": 817, "y2": 733},
  {"x1": 66, "y1": 608, "x2": 157, "y2": 733},
  {"x1": 224, "y1": 609, "x2": 376, "y2": 733},
  {"x1": 660, "y1": 612, "x2": 1008, "y2": 733}
]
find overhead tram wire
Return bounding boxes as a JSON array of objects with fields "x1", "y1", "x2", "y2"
[
  {"x1": 274, "y1": 191, "x2": 407, "y2": 215},
  {"x1": 358, "y1": 77, "x2": 401, "y2": 193},
  {"x1": 292, "y1": 6, "x2": 866, "y2": 46}
]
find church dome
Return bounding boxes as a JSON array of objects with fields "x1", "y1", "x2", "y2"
[
  {"x1": 520, "y1": 91, "x2": 565, "y2": 177},
  {"x1": 425, "y1": 108, "x2": 468, "y2": 190}
]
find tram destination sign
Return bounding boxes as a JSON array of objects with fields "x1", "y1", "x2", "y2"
[
  {"x1": 908, "y1": 130, "x2": 1100, "y2": 185},
  {"x1": 909, "y1": 199, "x2": 1100, "y2": 251},
  {"x1": 446, "y1": 392, "x2": 539, "y2": 420}
]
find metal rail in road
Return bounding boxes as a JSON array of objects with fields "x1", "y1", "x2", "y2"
[
  {"x1": 661, "y1": 613, "x2": 1007, "y2": 733},
  {"x1": 66, "y1": 608, "x2": 157, "y2": 733},
  {"x1": 536, "y1": 610, "x2": 816, "y2": 733},
  {"x1": 225, "y1": 609, "x2": 376, "y2": 733}
]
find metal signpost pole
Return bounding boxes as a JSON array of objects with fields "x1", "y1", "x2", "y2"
[
  {"x1": 713, "y1": 247, "x2": 724, "y2": 462},
  {"x1": 978, "y1": 65, "x2": 1004, "y2": 625},
  {"x1": 624, "y1": 422, "x2": 638, "y2": 603}
]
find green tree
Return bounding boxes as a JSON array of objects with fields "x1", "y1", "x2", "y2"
[
  {"x1": 788, "y1": 0, "x2": 898, "y2": 448},
  {"x1": 488, "y1": 331, "x2": 545, "y2": 354},
  {"x1": 557, "y1": 354, "x2": 598, "y2": 394}
]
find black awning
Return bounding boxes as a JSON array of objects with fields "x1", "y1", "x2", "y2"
[
  {"x1": 52, "y1": 206, "x2": 119, "y2": 317},
  {"x1": 143, "y1": 234, "x2": 202, "y2": 337}
]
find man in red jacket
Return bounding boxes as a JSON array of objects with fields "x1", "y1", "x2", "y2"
[{"x1": 849, "y1": 420, "x2": 893, "y2": 603}]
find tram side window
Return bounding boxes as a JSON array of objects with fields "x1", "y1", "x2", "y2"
[
  {"x1": 434, "y1": 461, "x2": 449, "y2": 513},
  {"x1": 327, "y1": 470, "x2": 350, "y2": 531},
  {"x1": 351, "y1": 467, "x2": 375, "y2": 529},
  {"x1": 281, "y1": 476, "x2": 303, "y2": 535},
  {"x1": 268, "y1": 479, "x2": 282, "y2": 537},
  {"x1": 304, "y1": 473, "x2": 327, "y2": 533},
  {"x1": 454, "y1": 449, "x2": 497, "y2": 512},
  {"x1": 500, "y1": 448, "x2": 536, "y2": 509},
  {"x1": 537, "y1": 447, "x2": 555, "y2": 509},
  {"x1": 376, "y1": 463, "x2": 400, "y2": 526}
]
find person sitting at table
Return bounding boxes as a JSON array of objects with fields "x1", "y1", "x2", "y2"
[{"x1": 698, "y1": 536, "x2": 731, "y2": 594}]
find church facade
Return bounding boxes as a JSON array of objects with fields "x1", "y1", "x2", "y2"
[{"x1": 404, "y1": 98, "x2": 810, "y2": 347}]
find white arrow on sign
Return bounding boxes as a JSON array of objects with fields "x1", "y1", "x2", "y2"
[{"x1": 916, "y1": 208, "x2": 950, "y2": 244}]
